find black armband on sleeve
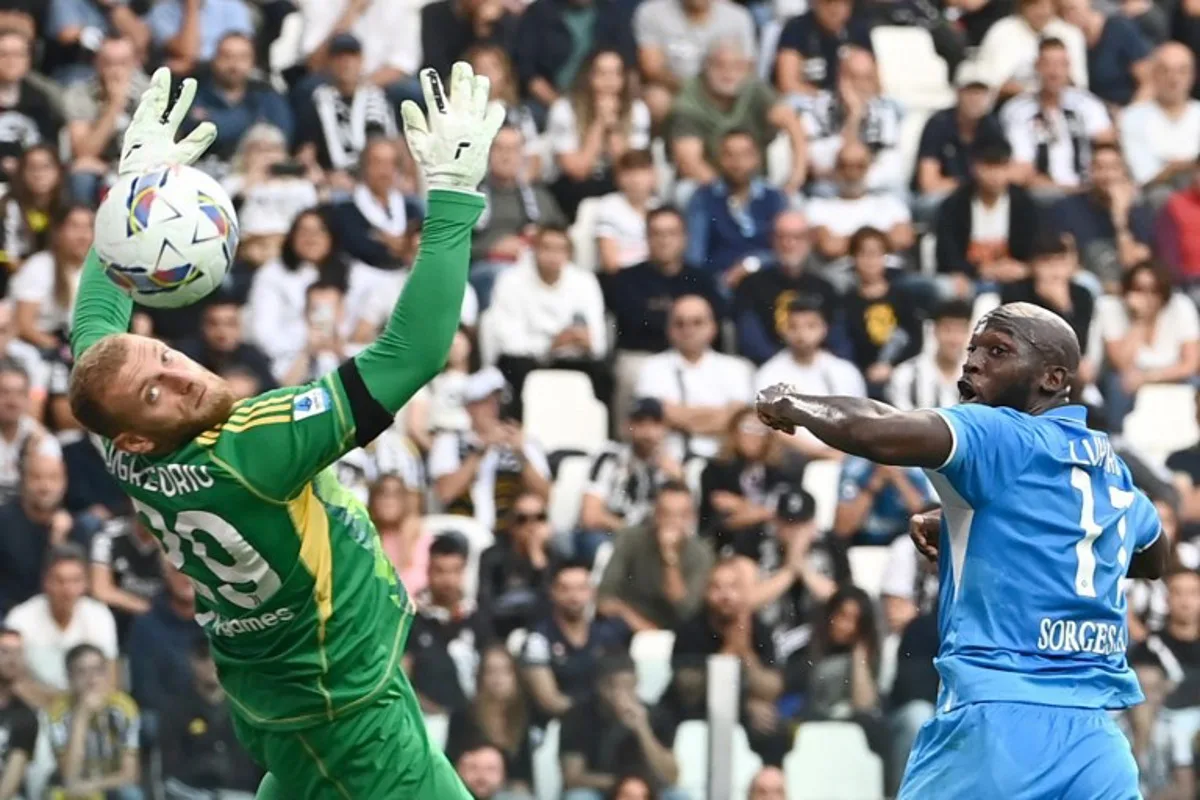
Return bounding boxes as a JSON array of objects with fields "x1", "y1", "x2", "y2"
[{"x1": 338, "y1": 359, "x2": 395, "y2": 447}]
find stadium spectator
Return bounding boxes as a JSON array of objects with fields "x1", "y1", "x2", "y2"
[
  {"x1": 597, "y1": 481, "x2": 714, "y2": 631},
  {"x1": 1096, "y1": 260, "x2": 1200, "y2": 431},
  {"x1": 748, "y1": 767, "x2": 787, "y2": 800},
  {"x1": 279, "y1": 279, "x2": 350, "y2": 385},
  {"x1": 456, "y1": 742, "x2": 527, "y2": 800},
  {"x1": 1058, "y1": 0, "x2": 1151, "y2": 107},
  {"x1": 145, "y1": 0, "x2": 255, "y2": 75},
  {"x1": 88, "y1": 515, "x2": 162, "y2": 643},
  {"x1": 698, "y1": 408, "x2": 787, "y2": 556},
  {"x1": 1002, "y1": 38, "x2": 1115, "y2": 195},
  {"x1": 559, "y1": 652, "x2": 682, "y2": 798},
  {"x1": 833, "y1": 455, "x2": 935, "y2": 546},
  {"x1": 294, "y1": 33, "x2": 398, "y2": 188},
  {"x1": 669, "y1": 557, "x2": 787, "y2": 764},
  {"x1": 127, "y1": 558, "x2": 204, "y2": 722},
  {"x1": 10, "y1": 202, "x2": 91, "y2": 350},
  {"x1": 0, "y1": 300, "x2": 47, "y2": 412},
  {"x1": 469, "y1": 124, "x2": 565, "y2": 306},
  {"x1": 802, "y1": 587, "x2": 883, "y2": 738},
  {"x1": 429, "y1": 367, "x2": 552, "y2": 531},
  {"x1": 1119, "y1": 43, "x2": 1200, "y2": 199},
  {"x1": 840, "y1": 227, "x2": 922, "y2": 395},
  {"x1": 490, "y1": 225, "x2": 611, "y2": 413},
  {"x1": 297, "y1": 0, "x2": 422, "y2": 104},
  {"x1": 371, "y1": 473, "x2": 432, "y2": 597},
  {"x1": 521, "y1": 561, "x2": 630, "y2": 718},
  {"x1": 754, "y1": 295, "x2": 864, "y2": 457},
  {"x1": 185, "y1": 32, "x2": 294, "y2": 164},
  {"x1": 178, "y1": 293, "x2": 276, "y2": 391},
  {"x1": 774, "y1": 0, "x2": 873, "y2": 95},
  {"x1": 611, "y1": 775, "x2": 657, "y2": 799},
  {"x1": 800, "y1": 48, "x2": 906, "y2": 196},
  {"x1": 62, "y1": 35, "x2": 148, "y2": 206},
  {"x1": 886, "y1": 609, "x2": 939, "y2": 795},
  {"x1": 974, "y1": 0, "x2": 1088, "y2": 99},
  {"x1": 0, "y1": 31, "x2": 61, "y2": 178},
  {"x1": 512, "y1": 0, "x2": 636, "y2": 110},
  {"x1": 465, "y1": 45, "x2": 543, "y2": 163},
  {"x1": 1048, "y1": 142, "x2": 1153, "y2": 286},
  {"x1": 912, "y1": 64, "x2": 1005, "y2": 216},
  {"x1": 595, "y1": 149, "x2": 657, "y2": 274},
  {"x1": 446, "y1": 645, "x2": 536, "y2": 795},
  {"x1": 669, "y1": 40, "x2": 806, "y2": 195},
  {"x1": 403, "y1": 329, "x2": 474, "y2": 451},
  {"x1": 1156, "y1": 163, "x2": 1200, "y2": 284},
  {"x1": 933, "y1": 139, "x2": 1037, "y2": 296},
  {"x1": 0, "y1": 452, "x2": 74, "y2": 615},
  {"x1": 0, "y1": 144, "x2": 67, "y2": 285},
  {"x1": 421, "y1": 0, "x2": 518, "y2": 80},
  {"x1": 46, "y1": 643, "x2": 141, "y2": 799},
  {"x1": 43, "y1": 0, "x2": 149, "y2": 85},
  {"x1": 0, "y1": 627, "x2": 36, "y2": 798},
  {"x1": 478, "y1": 491, "x2": 559, "y2": 636},
  {"x1": 579, "y1": 397, "x2": 682, "y2": 554},
  {"x1": 330, "y1": 137, "x2": 421, "y2": 270},
  {"x1": 159, "y1": 638, "x2": 263, "y2": 799},
  {"x1": 733, "y1": 210, "x2": 839, "y2": 365},
  {"x1": 633, "y1": 0, "x2": 756, "y2": 122},
  {"x1": 806, "y1": 142, "x2": 914, "y2": 261},
  {"x1": 0, "y1": 358, "x2": 58, "y2": 503},
  {"x1": 887, "y1": 299, "x2": 972, "y2": 410},
  {"x1": 685, "y1": 129, "x2": 788, "y2": 286},
  {"x1": 546, "y1": 49, "x2": 650, "y2": 217},
  {"x1": 405, "y1": 532, "x2": 494, "y2": 715}
]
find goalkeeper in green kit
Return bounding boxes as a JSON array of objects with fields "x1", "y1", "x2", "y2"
[{"x1": 66, "y1": 63, "x2": 504, "y2": 799}]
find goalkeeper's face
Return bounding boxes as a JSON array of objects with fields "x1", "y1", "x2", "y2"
[{"x1": 98, "y1": 334, "x2": 237, "y2": 454}]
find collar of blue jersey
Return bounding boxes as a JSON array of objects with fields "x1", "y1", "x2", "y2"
[{"x1": 1040, "y1": 403, "x2": 1087, "y2": 422}]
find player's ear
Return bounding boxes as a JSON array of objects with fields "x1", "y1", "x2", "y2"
[
  {"x1": 112, "y1": 431, "x2": 156, "y2": 455},
  {"x1": 1041, "y1": 365, "x2": 1069, "y2": 396}
]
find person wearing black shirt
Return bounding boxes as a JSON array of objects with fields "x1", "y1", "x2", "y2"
[
  {"x1": 559, "y1": 653, "x2": 682, "y2": 797},
  {"x1": 404, "y1": 532, "x2": 494, "y2": 715},
  {"x1": 177, "y1": 295, "x2": 277, "y2": 391},
  {"x1": 774, "y1": 0, "x2": 873, "y2": 94},
  {"x1": 421, "y1": 0, "x2": 519, "y2": 78},
  {"x1": 89, "y1": 516, "x2": 163, "y2": 646},
  {"x1": 0, "y1": 453, "x2": 72, "y2": 616},
  {"x1": 841, "y1": 227, "x2": 922, "y2": 397},
  {"x1": 0, "y1": 31, "x2": 60, "y2": 178},
  {"x1": 0, "y1": 628, "x2": 37, "y2": 799},
  {"x1": 520, "y1": 561, "x2": 631, "y2": 719},
  {"x1": 160, "y1": 639, "x2": 263, "y2": 798},
  {"x1": 478, "y1": 491, "x2": 559, "y2": 637}
]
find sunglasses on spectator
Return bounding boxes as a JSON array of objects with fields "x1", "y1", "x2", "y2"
[{"x1": 514, "y1": 511, "x2": 548, "y2": 524}]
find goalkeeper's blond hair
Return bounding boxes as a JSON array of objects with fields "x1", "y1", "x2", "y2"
[{"x1": 68, "y1": 334, "x2": 131, "y2": 439}]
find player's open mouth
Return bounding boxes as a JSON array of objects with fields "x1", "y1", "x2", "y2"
[{"x1": 957, "y1": 379, "x2": 977, "y2": 402}]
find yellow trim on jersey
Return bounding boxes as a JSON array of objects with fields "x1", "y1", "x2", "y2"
[
  {"x1": 296, "y1": 732, "x2": 353, "y2": 800},
  {"x1": 287, "y1": 482, "x2": 335, "y2": 719},
  {"x1": 195, "y1": 396, "x2": 294, "y2": 445}
]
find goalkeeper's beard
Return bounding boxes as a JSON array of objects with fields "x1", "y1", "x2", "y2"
[{"x1": 160, "y1": 378, "x2": 238, "y2": 448}]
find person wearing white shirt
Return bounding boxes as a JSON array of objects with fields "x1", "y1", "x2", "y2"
[
  {"x1": 297, "y1": 0, "x2": 423, "y2": 94},
  {"x1": 6, "y1": 546, "x2": 119, "y2": 697},
  {"x1": 975, "y1": 0, "x2": 1089, "y2": 97},
  {"x1": 635, "y1": 294, "x2": 755, "y2": 461},
  {"x1": 1002, "y1": 38, "x2": 1114, "y2": 193},
  {"x1": 806, "y1": 141, "x2": 914, "y2": 262},
  {"x1": 0, "y1": 361, "x2": 60, "y2": 503},
  {"x1": 886, "y1": 300, "x2": 971, "y2": 411},
  {"x1": 595, "y1": 150, "x2": 659, "y2": 274},
  {"x1": 1119, "y1": 43, "x2": 1200, "y2": 194},
  {"x1": 755, "y1": 296, "x2": 866, "y2": 456},
  {"x1": 9, "y1": 206, "x2": 93, "y2": 350},
  {"x1": 488, "y1": 226, "x2": 611, "y2": 419}
]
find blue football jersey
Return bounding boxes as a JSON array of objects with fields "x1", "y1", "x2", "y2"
[{"x1": 924, "y1": 403, "x2": 1161, "y2": 712}]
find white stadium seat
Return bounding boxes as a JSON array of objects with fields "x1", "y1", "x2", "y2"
[
  {"x1": 673, "y1": 721, "x2": 764, "y2": 800},
  {"x1": 848, "y1": 545, "x2": 891, "y2": 599},
  {"x1": 569, "y1": 196, "x2": 602, "y2": 273},
  {"x1": 523, "y1": 370, "x2": 609, "y2": 452},
  {"x1": 549, "y1": 453, "x2": 592, "y2": 535},
  {"x1": 1124, "y1": 384, "x2": 1198, "y2": 468},
  {"x1": 630, "y1": 629, "x2": 675, "y2": 703},
  {"x1": 871, "y1": 27, "x2": 954, "y2": 113},
  {"x1": 802, "y1": 459, "x2": 842, "y2": 533},
  {"x1": 534, "y1": 720, "x2": 561, "y2": 800},
  {"x1": 785, "y1": 722, "x2": 885, "y2": 800},
  {"x1": 421, "y1": 515, "x2": 494, "y2": 603}
]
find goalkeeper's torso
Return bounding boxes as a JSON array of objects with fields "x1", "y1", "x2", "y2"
[{"x1": 99, "y1": 406, "x2": 414, "y2": 732}]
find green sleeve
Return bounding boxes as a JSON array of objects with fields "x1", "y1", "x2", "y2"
[
  {"x1": 71, "y1": 248, "x2": 133, "y2": 358},
  {"x1": 354, "y1": 189, "x2": 484, "y2": 412}
]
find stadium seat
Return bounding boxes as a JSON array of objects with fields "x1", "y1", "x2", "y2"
[
  {"x1": 802, "y1": 459, "x2": 842, "y2": 532},
  {"x1": 522, "y1": 370, "x2": 609, "y2": 452},
  {"x1": 871, "y1": 27, "x2": 954, "y2": 112},
  {"x1": 673, "y1": 720, "x2": 764, "y2": 799},
  {"x1": 848, "y1": 546, "x2": 891, "y2": 598},
  {"x1": 423, "y1": 713, "x2": 450, "y2": 749},
  {"x1": 569, "y1": 196, "x2": 602, "y2": 273},
  {"x1": 630, "y1": 629, "x2": 675, "y2": 703},
  {"x1": 421, "y1": 515, "x2": 494, "y2": 603},
  {"x1": 590, "y1": 540, "x2": 614, "y2": 585},
  {"x1": 476, "y1": 307, "x2": 502, "y2": 367},
  {"x1": 766, "y1": 132, "x2": 793, "y2": 188},
  {"x1": 549, "y1": 453, "x2": 592, "y2": 534},
  {"x1": 534, "y1": 720, "x2": 561, "y2": 800},
  {"x1": 1124, "y1": 384, "x2": 1199, "y2": 467},
  {"x1": 784, "y1": 721, "x2": 885, "y2": 799}
]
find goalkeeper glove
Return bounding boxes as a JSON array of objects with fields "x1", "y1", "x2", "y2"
[
  {"x1": 118, "y1": 67, "x2": 217, "y2": 175},
  {"x1": 401, "y1": 62, "x2": 505, "y2": 195}
]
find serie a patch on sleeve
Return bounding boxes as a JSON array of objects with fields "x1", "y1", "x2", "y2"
[{"x1": 293, "y1": 387, "x2": 332, "y2": 421}]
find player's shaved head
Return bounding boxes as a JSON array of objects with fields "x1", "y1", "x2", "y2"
[{"x1": 982, "y1": 302, "x2": 1081, "y2": 375}]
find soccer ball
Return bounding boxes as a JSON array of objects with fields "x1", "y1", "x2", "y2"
[{"x1": 94, "y1": 165, "x2": 239, "y2": 308}]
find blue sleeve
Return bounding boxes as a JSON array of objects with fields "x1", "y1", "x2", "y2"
[
  {"x1": 1129, "y1": 203, "x2": 1155, "y2": 246},
  {"x1": 838, "y1": 456, "x2": 872, "y2": 502},
  {"x1": 1129, "y1": 490, "x2": 1163, "y2": 552},
  {"x1": 933, "y1": 404, "x2": 1034, "y2": 507},
  {"x1": 145, "y1": 3, "x2": 178, "y2": 47},
  {"x1": 685, "y1": 190, "x2": 712, "y2": 269}
]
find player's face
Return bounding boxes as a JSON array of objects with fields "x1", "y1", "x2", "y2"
[
  {"x1": 0, "y1": 370, "x2": 28, "y2": 425},
  {"x1": 852, "y1": 236, "x2": 888, "y2": 281},
  {"x1": 773, "y1": 213, "x2": 810, "y2": 267},
  {"x1": 617, "y1": 165, "x2": 655, "y2": 201},
  {"x1": 488, "y1": 128, "x2": 524, "y2": 182},
  {"x1": 362, "y1": 140, "x2": 398, "y2": 195},
  {"x1": 551, "y1": 567, "x2": 593, "y2": 620},
  {"x1": 369, "y1": 476, "x2": 409, "y2": 525},
  {"x1": 958, "y1": 325, "x2": 1040, "y2": 410},
  {"x1": 1090, "y1": 150, "x2": 1125, "y2": 191},
  {"x1": 813, "y1": 0, "x2": 852, "y2": 30},
  {"x1": 292, "y1": 213, "x2": 333, "y2": 263},
  {"x1": 0, "y1": 33, "x2": 28, "y2": 85},
  {"x1": 1167, "y1": 572, "x2": 1200, "y2": 626},
  {"x1": 654, "y1": 490, "x2": 695, "y2": 535},
  {"x1": 667, "y1": 299, "x2": 716, "y2": 357},
  {"x1": 105, "y1": 335, "x2": 238, "y2": 455},
  {"x1": 599, "y1": 670, "x2": 637, "y2": 710}
]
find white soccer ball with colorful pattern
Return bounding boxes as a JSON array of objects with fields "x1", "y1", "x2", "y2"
[{"x1": 94, "y1": 164, "x2": 238, "y2": 308}]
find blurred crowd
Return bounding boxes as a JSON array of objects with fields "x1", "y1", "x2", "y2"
[{"x1": 0, "y1": 0, "x2": 1198, "y2": 797}]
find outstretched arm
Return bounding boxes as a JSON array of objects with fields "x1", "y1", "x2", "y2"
[
  {"x1": 71, "y1": 250, "x2": 134, "y2": 359},
  {"x1": 755, "y1": 383, "x2": 954, "y2": 469}
]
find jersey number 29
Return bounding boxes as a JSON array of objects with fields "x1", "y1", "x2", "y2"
[{"x1": 1070, "y1": 466, "x2": 1134, "y2": 598}]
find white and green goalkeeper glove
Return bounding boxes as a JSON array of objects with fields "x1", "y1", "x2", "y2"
[
  {"x1": 118, "y1": 67, "x2": 216, "y2": 175},
  {"x1": 401, "y1": 62, "x2": 505, "y2": 195}
]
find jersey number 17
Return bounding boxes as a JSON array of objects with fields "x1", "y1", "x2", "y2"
[{"x1": 1070, "y1": 466, "x2": 1135, "y2": 599}]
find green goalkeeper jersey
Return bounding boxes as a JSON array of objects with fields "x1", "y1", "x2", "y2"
[{"x1": 71, "y1": 190, "x2": 484, "y2": 732}]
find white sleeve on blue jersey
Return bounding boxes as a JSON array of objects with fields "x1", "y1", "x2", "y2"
[
  {"x1": 932, "y1": 404, "x2": 1035, "y2": 507},
  {"x1": 1128, "y1": 490, "x2": 1163, "y2": 553}
]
